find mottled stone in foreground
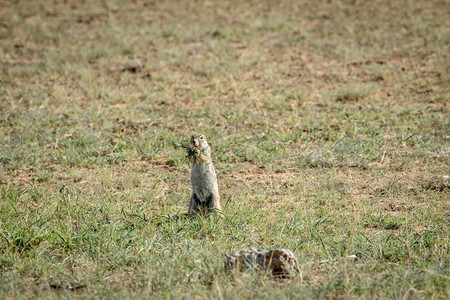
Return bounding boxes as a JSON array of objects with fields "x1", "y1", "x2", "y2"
[{"x1": 225, "y1": 248, "x2": 299, "y2": 277}]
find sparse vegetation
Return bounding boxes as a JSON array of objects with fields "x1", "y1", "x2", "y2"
[{"x1": 0, "y1": 0, "x2": 449, "y2": 299}]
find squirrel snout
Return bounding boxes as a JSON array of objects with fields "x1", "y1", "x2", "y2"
[{"x1": 190, "y1": 134, "x2": 206, "y2": 149}]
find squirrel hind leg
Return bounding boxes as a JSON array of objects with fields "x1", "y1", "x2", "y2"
[
  {"x1": 188, "y1": 194, "x2": 201, "y2": 217},
  {"x1": 207, "y1": 193, "x2": 222, "y2": 215}
]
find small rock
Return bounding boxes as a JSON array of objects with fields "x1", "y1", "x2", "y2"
[
  {"x1": 225, "y1": 248, "x2": 299, "y2": 277},
  {"x1": 423, "y1": 176, "x2": 450, "y2": 192},
  {"x1": 122, "y1": 59, "x2": 143, "y2": 73},
  {"x1": 50, "y1": 284, "x2": 86, "y2": 291},
  {"x1": 347, "y1": 254, "x2": 358, "y2": 261}
]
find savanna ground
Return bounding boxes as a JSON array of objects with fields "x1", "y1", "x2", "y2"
[{"x1": 0, "y1": 0, "x2": 449, "y2": 298}]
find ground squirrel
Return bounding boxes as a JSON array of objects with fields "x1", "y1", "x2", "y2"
[{"x1": 188, "y1": 134, "x2": 222, "y2": 216}]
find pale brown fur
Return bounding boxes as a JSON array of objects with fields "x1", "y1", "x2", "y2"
[{"x1": 188, "y1": 134, "x2": 222, "y2": 216}]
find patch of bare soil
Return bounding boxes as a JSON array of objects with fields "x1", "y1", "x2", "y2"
[{"x1": 1, "y1": 167, "x2": 35, "y2": 187}]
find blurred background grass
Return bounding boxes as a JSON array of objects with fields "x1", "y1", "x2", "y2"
[{"x1": 0, "y1": 0, "x2": 449, "y2": 298}]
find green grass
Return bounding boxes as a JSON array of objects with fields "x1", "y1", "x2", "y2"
[{"x1": 1, "y1": 0, "x2": 449, "y2": 298}]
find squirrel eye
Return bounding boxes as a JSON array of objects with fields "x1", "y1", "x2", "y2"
[{"x1": 200, "y1": 135, "x2": 204, "y2": 140}]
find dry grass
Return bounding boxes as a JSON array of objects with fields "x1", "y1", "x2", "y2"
[{"x1": 1, "y1": 0, "x2": 449, "y2": 299}]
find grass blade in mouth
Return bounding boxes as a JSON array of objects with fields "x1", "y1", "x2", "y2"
[{"x1": 177, "y1": 141, "x2": 205, "y2": 159}]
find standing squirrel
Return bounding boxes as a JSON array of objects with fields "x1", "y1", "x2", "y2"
[{"x1": 187, "y1": 134, "x2": 222, "y2": 216}]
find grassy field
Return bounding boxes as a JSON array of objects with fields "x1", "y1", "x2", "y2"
[{"x1": 0, "y1": 0, "x2": 449, "y2": 298}]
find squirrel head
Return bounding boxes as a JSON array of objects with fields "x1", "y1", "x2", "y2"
[
  {"x1": 190, "y1": 134, "x2": 208, "y2": 150},
  {"x1": 189, "y1": 134, "x2": 211, "y2": 163}
]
